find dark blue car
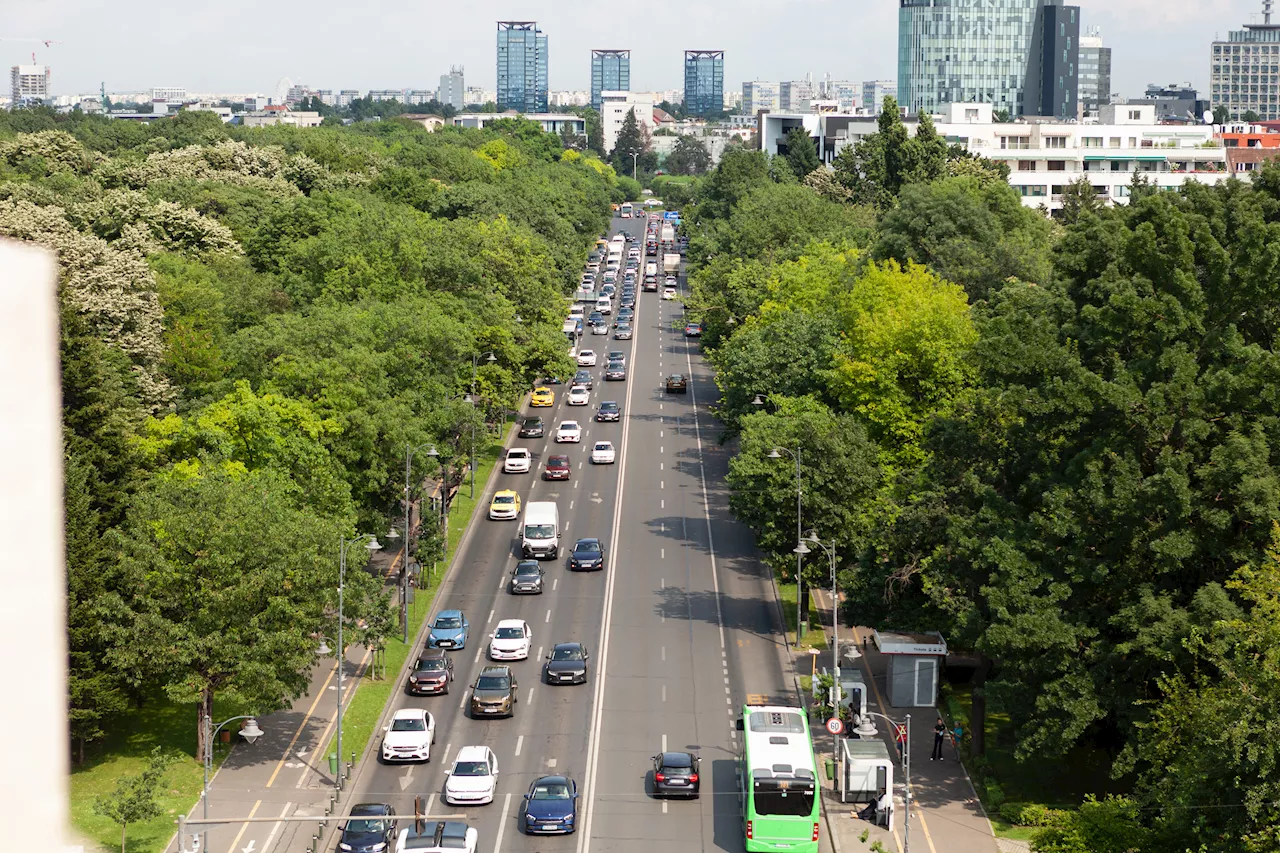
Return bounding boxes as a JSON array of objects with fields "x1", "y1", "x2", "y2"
[
  {"x1": 428, "y1": 609, "x2": 469, "y2": 649},
  {"x1": 338, "y1": 802, "x2": 395, "y2": 852},
  {"x1": 523, "y1": 775, "x2": 578, "y2": 834}
]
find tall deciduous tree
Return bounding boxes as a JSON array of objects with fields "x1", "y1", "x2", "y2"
[{"x1": 664, "y1": 135, "x2": 712, "y2": 176}]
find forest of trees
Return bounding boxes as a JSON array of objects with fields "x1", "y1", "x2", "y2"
[
  {"x1": 685, "y1": 98, "x2": 1280, "y2": 853},
  {"x1": 0, "y1": 106, "x2": 619, "y2": 761}
]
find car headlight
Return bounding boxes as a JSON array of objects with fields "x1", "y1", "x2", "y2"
[
  {"x1": 526, "y1": 813, "x2": 538, "y2": 822},
  {"x1": 371, "y1": 844, "x2": 387, "y2": 852},
  {"x1": 339, "y1": 844, "x2": 353, "y2": 851}
]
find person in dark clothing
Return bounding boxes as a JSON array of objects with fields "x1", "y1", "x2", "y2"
[{"x1": 931, "y1": 718, "x2": 946, "y2": 760}]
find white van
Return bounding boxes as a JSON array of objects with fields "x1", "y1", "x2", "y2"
[
  {"x1": 596, "y1": 296, "x2": 612, "y2": 316},
  {"x1": 644, "y1": 261, "x2": 657, "y2": 277},
  {"x1": 521, "y1": 501, "x2": 560, "y2": 559}
]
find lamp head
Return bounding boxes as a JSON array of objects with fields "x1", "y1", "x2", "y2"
[
  {"x1": 793, "y1": 542, "x2": 812, "y2": 556},
  {"x1": 486, "y1": 353, "x2": 497, "y2": 363},
  {"x1": 751, "y1": 394, "x2": 766, "y2": 407},
  {"x1": 316, "y1": 638, "x2": 332, "y2": 656},
  {"x1": 767, "y1": 448, "x2": 783, "y2": 459},
  {"x1": 426, "y1": 446, "x2": 439, "y2": 458},
  {"x1": 239, "y1": 718, "x2": 264, "y2": 744}
]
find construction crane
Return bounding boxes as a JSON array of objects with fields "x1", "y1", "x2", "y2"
[{"x1": 0, "y1": 38, "x2": 63, "y2": 48}]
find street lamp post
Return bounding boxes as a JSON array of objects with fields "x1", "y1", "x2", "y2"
[
  {"x1": 629, "y1": 151, "x2": 640, "y2": 182},
  {"x1": 426, "y1": 446, "x2": 448, "y2": 578},
  {"x1": 767, "y1": 444, "x2": 804, "y2": 639},
  {"x1": 202, "y1": 714, "x2": 264, "y2": 851},
  {"x1": 469, "y1": 352, "x2": 498, "y2": 498},
  {"x1": 794, "y1": 535, "x2": 839, "y2": 763},
  {"x1": 401, "y1": 441, "x2": 436, "y2": 640},
  {"x1": 851, "y1": 711, "x2": 912, "y2": 850},
  {"x1": 334, "y1": 534, "x2": 382, "y2": 788}
]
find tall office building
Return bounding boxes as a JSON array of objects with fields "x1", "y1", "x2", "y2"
[
  {"x1": 684, "y1": 50, "x2": 724, "y2": 115},
  {"x1": 591, "y1": 50, "x2": 630, "y2": 111},
  {"x1": 743, "y1": 81, "x2": 780, "y2": 114},
  {"x1": 898, "y1": 0, "x2": 1077, "y2": 118},
  {"x1": 1078, "y1": 29, "x2": 1111, "y2": 117},
  {"x1": 779, "y1": 79, "x2": 814, "y2": 111},
  {"x1": 440, "y1": 66, "x2": 465, "y2": 110},
  {"x1": 1023, "y1": 3, "x2": 1079, "y2": 118},
  {"x1": 1211, "y1": 0, "x2": 1280, "y2": 121},
  {"x1": 497, "y1": 21, "x2": 548, "y2": 113},
  {"x1": 862, "y1": 80, "x2": 897, "y2": 114},
  {"x1": 11, "y1": 64, "x2": 50, "y2": 107}
]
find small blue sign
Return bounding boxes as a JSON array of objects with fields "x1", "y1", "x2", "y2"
[{"x1": 663, "y1": 211, "x2": 680, "y2": 221}]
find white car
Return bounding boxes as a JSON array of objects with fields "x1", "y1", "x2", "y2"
[
  {"x1": 381, "y1": 707, "x2": 436, "y2": 763},
  {"x1": 662, "y1": 287, "x2": 678, "y2": 300},
  {"x1": 396, "y1": 820, "x2": 477, "y2": 853},
  {"x1": 568, "y1": 386, "x2": 590, "y2": 406},
  {"x1": 591, "y1": 322, "x2": 608, "y2": 335},
  {"x1": 577, "y1": 350, "x2": 597, "y2": 366},
  {"x1": 489, "y1": 619, "x2": 532, "y2": 660},
  {"x1": 504, "y1": 448, "x2": 532, "y2": 473},
  {"x1": 444, "y1": 745, "x2": 499, "y2": 805},
  {"x1": 591, "y1": 441, "x2": 616, "y2": 464},
  {"x1": 556, "y1": 421, "x2": 582, "y2": 443}
]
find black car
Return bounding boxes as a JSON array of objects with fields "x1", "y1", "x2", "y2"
[
  {"x1": 652, "y1": 751, "x2": 701, "y2": 797},
  {"x1": 596, "y1": 401, "x2": 621, "y2": 422},
  {"x1": 407, "y1": 649, "x2": 454, "y2": 696},
  {"x1": 510, "y1": 560, "x2": 545, "y2": 595},
  {"x1": 588, "y1": 311, "x2": 605, "y2": 327},
  {"x1": 339, "y1": 803, "x2": 396, "y2": 853},
  {"x1": 604, "y1": 361, "x2": 626, "y2": 381},
  {"x1": 666, "y1": 374, "x2": 688, "y2": 393},
  {"x1": 519, "y1": 417, "x2": 545, "y2": 438},
  {"x1": 569, "y1": 538, "x2": 605, "y2": 571},
  {"x1": 620, "y1": 295, "x2": 636, "y2": 309},
  {"x1": 572, "y1": 369, "x2": 593, "y2": 389},
  {"x1": 544, "y1": 642, "x2": 590, "y2": 685}
]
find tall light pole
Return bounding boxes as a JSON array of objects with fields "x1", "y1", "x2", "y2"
[
  {"x1": 629, "y1": 151, "x2": 640, "y2": 182},
  {"x1": 334, "y1": 533, "x2": 382, "y2": 787},
  {"x1": 469, "y1": 352, "x2": 498, "y2": 498},
  {"x1": 794, "y1": 534, "x2": 839, "y2": 761},
  {"x1": 767, "y1": 443, "x2": 804, "y2": 639},
  {"x1": 401, "y1": 441, "x2": 435, "y2": 640},
  {"x1": 426, "y1": 446, "x2": 448, "y2": 579},
  {"x1": 202, "y1": 715, "x2": 264, "y2": 851}
]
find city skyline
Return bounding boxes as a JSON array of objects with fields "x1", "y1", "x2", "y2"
[{"x1": 2, "y1": 0, "x2": 1270, "y2": 102}]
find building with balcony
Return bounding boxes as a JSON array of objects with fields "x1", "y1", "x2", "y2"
[
  {"x1": 591, "y1": 50, "x2": 630, "y2": 111},
  {"x1": 758, "y1": 102, "x2": 1229, "y2": 213},
  {"x1": 1211, "y1": 1, "x2": 1280, "y2": 121},
  {"x1": 497, "y1": 21, "x2": 548, "y2": 113},
  {"x1": 684, "y1": 50, "x2": 724, "y2": 115}
]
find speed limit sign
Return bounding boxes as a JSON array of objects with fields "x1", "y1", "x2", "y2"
[{"x1": 826, "y1": 717, "x2": 845, "y2": 735}]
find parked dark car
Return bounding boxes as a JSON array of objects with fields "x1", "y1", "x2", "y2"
[
  {"x1": 407, "y1": 649, "x2": 454, "y2": 695},
  {"x1": 666, "y1": 374, "x2": 688, "y2": 394},
  {"x1": 339, "y1": 803, "x2": 396, "y2": 853},
  {"x1": 652, "y1": 751, "x2": 701, "y2": 798},
  {"x1": 543, "y1": 454, "x2": 572, "y2": 480},
  {"x1": 523, "y1": 775, "x2": 579, "y2": 834},
  {"x1": 544, "y1": 642, "x2": 590, "y2": 685},
  {"x1": 510, "y1": 560, "x2": 545, "y2": 595},
  {"x1": 519, "y1": 417, "x2": 545, "y2": 438},
  {"x1": 569, "y1": 538, "x2": 605, "y2": 571}
]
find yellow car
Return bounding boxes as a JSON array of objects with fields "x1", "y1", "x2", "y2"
[
  {"x1": 489, "y1": 490, "x2": 521, "y2": 520},
  {"x1": 530, "y1": 387, "x2": 554, "y2": 407}
]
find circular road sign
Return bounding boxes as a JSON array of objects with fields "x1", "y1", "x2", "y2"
[{"x1": 826, "y1": 717, "x2": 845, "y2": 735}]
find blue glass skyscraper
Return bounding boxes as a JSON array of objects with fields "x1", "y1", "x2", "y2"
[
  {"x1": 683, "y1": 50, "x2": 724, "y2": 115},
  {"x1": 591, "y1": 50, "x2": 631, "y2": 111},
  {"x1": 497, "y1": 21, "x2": 548, "y2": 113}
]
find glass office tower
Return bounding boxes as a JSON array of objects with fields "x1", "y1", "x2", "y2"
[
  {"x1": 497, "y1": 21, "x2": 548, "y2": 113},
  {"x1": 684, "y1": 50, "x2": 724, "y2": 115},
  {"x1": 591, "y1": 50, "x2": 631, "y2": 111}
]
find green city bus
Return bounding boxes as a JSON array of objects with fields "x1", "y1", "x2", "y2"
[{"x1": 739, "y1": 704, "x2": 820, "y2": 852}]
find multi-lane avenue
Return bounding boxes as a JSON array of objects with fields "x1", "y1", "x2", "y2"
[{"x1": 339, "y1": 213, "x2": 806, "y2": 853}]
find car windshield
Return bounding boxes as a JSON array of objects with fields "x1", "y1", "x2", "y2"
[
  {"x1": 561, "y1": 423, "x2": 580, "y2": 431},
  {"x1": 495, "y1": 627, "x2": 524, "y2": 639},
  {"x1": 453, "y1": 761, "x2": 490, "y2": 776},
  {"x1": 575, "y1": 541, "x2": 601, "y2": 554},
  {"x1": 523, "y1": 419, "x2": 540, "y2": 426},
  {"x1": 494, "y1": 495, "x2": 515, "y2": 505},
  {"x1": 345, "y1": 818, "x2": 390, "y2": 834},
  {"x1": 391, "y1": 717, "x2": 426, "y2": 732},
  {"x1": 531, "y1": 783, "x2": 571, "y2": 800},
  {"x1": 515, "y1": 565, "x2": 539, "y2": 577},
  {"x1": 595, "y1": 444, "x2": 611, "y2": 451},
  {"x1": 601, "y1": 403, "x2": 618, "y2": 410},
  {"x1": 434, "y1": 616, "x2": 462, "y2": 629},
  {"x1": 476, "y1": 675, "x2": 510, "y2": 690},
  {"x1": 526, "y1": 524, "x2": 555, "y2": 539},
  {"x1": 552, "y1": 646, "x2": 584, "y2": 661},
  {"x1": 417, "y1": 658, "x2": 446, "y2": 671}
]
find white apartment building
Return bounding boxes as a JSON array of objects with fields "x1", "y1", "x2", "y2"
[
  {"x1": 151, "y1": 86, "x2": 187, "y2": 102},
  {"x1": 600, "y1": 90, "x2": 654, "y2": 153},
  {"x1": 742, "y1": 81, "x2": 780, "y2": 115},
  {"x1": 759, "y1": 102, "x2": 1229, "y2": 212},
  {"x1": 337, "y1": 90, "x2": 360, "y2": 107},
  {"x1": 452, "y1": 112, "x2": 585, "y2": 136},
  {"x1": 241, "y1": 108, "x2": 323, "y2": 128},
  {"x1": 10, "y1": 64, "x2": 50, "y2": 107}
]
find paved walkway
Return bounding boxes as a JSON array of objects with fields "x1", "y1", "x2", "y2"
[{"x1": 807, "y1": 590, "x2": 999, "y2": 853}]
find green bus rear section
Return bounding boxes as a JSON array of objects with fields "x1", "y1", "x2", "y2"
[{"x1": 741, "y1": 704, "x2": 821, "y2": 853}]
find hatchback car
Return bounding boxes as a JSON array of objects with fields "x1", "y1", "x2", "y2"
[
  {"x1": 340, "y1": 803, "x2": 396, "y2": 853},
  {"x1": 543, "y1": 454, "x2": 572, "y2": 480},
  {"x1": 662, "y1": 287, "x2": 678, "y2": 300},
  {"x1": 489, "y1": 619, "x2": 532, "y2": 661},
  {"x1": 488, "y1": 489, "x2": 520, "y2": 520},
  {"x1": 652, "y1": 751, "x2": 701, "y2": 798},
  {"x1": 604, "y1": 361, "x2": 626, "y2": 381},
  {"x1": 615, "y1": 308, "x2": 634, "y2": 326},
  {"x1": 509, "y1": 560, "x2": 545, "y2": 594},
  {"x1": 504, "y1": 448, "x2": 532, "y2": 473},
  {"x1": 381, "y1": 707, "x2": 435, "y2": 763},
  {"x1": 556, "y1": 421, "x2": 582, "y2": 443},
  {"x1": 469, "y1": 665, "x2": 518, "y2": 718},
  {"x1": 428, "y1": 610, "x2": 469, "y2": 649},
  {"x1": 444, "y1": 746, "x2": 498, "y2": 806},
  {"x1": 569, "y1": 538, "x2": 605, "y2": 571},
  {"x1": 684, "y1": 322, "x2": 702, "y2": 337},
  {"x1": 596, "y1": 401, "x2": 621, "y2": 422},
  {"x1": 530, "y1": 387, "x2": 554, "y2": 407},
  {"x1": 666, "y1": 374, "x2": 688, "y2": 394},
  {"x1": 568, "y1": 385, "x2": 590, "y2": 406},
  {"x1": 613, "y1": 323, "x2": 633, "y2": 340},
  {"x1": 407, "y1": 648, "x2": 454, "y2": 696},
  {"x1": 577, "y1": 349, "x2": 597, "y2": 366},
  {"x1": 544, "y1": 642, "x2": 590, "y2": 685},
  {"x1": 590, "y1": 441, "x2": 616, "y2": 464},
  {"x1": 519, "y1": 417, "x2": 545, "y2": 438},
  {"x1": 396, "y1": 820, "x2": 477, "y2": 853},
  {"x1": 591, "y1": 321, "x2": 608, "y2": 335},
  {"x1": 523, "y1": 775, "x2": 579, "y2": 835},
  {"x1": 571, "y1": 370, "x2": 593, "y2": 389}
]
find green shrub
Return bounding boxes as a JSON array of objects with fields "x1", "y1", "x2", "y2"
[
  {"x1": 999, "y1": 801, "x2": 1059, "y2": 826},
  {"x1": 984, "y1": 779, "x2": 1006, "y2": 810}
]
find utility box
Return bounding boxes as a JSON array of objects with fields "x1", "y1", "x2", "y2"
[
  {"x1": 841, "y1": 738, "x2": 894, "y2": 823},
  {"x1": 875, "y1": 630, "x2": 947, "y2": 708}
]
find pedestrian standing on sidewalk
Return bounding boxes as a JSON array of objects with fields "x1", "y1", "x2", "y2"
[{"x1": 931, "y1": 717, "x2": 946, "y2": 760}]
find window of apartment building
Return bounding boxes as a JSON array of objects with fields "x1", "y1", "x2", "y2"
[
  {"x1": 1051, "y1": 185, "x2": 1067, "y2": 196},
  {"x1": 1044, "y1": 135, "x2": 1067, "y2": 149},
  {"x1": 1109, "y1": 137, "x2": 1122, "y2": 147},
  {"x1": 1017, "y1": 160, "x2": 1037, "y2": 171},
  {"x1": 1048, "y1": 160, "x2": 1066, "y2": 171},
  {"x1": 1129, "y1": 137, "x2": 1138, "y2": 147},
  {"x1": 1083, "y1": 137, "x2": 1102, "y2": 147},
  {"x1": 1128, "y1": 110, "x2": 1142, "y2": 121},
  {"x1": 1019, "y1": 185, "x2": 1047, "y2": 197},
  {"x1": 1110, "y1": 160, "x2": 1129, "y2": 171},
  {"x1": 1114, "y1": 185, "x2": 1131, "y2": 198},
  {"x1": 1000, "y1": 135, "x2": 1031, "y2": 149}
]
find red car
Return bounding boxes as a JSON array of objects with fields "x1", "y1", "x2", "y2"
[{"x1": 543, "y1": 455, "x2": 572, "y2": 480}]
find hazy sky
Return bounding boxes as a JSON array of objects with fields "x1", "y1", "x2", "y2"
[{"x1": 3, "y1": 0, "x2": 1268, "y2": 99}]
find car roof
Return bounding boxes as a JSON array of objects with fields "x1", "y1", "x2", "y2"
[
  {"x1": 508, "y1": 447, "x2": 530, "y2": 454},
  {"x1": 659, "y1": 751, "x2": 695, "y2": 766},
  {"x1": 523, "y1": 416, "x2": 542, "y2": 422},
  {"x1": 574, "y1": 537, "x2": 601, "y2": 546},
  {"x1": 560, "y1": 421, "x2": 580, "y2": 427},
  {"x1": 350, "y1": 802, "x2": 394, "y2": 816},
  {"x1": 393, "y1": 707, "x2": 426, "y2": 720},
  {"x1": 495, "y1": 618, "x2": 525, "y2": 629},
  {"x1": 548, "y1": 454, "x2": 570, "y2": 463},
  {"x1": 595, "y1": 441, "x2": 613, "y2": 447},
  {"x1": 479, "y1": 664, "x2": 512, "y2": 675},
  {"x1": 553, "y1": 641, "x2": 585, "y2": 650},
  {"x1": 454, "y1": 745, "x2": 491, "y2": 762},
  {"x1": 438, "y1": 608, "x2": 462, "y2": 618},
  {"x1": 419, "y1": 648, "x2": 448, "y2": 660},
  {"x1": 514, "y1": 561, "x2": 541, "y2": 572},
  {"x1": 600, "y1": 401, "x2": 619, "y2": 407},
  {"x1": 494, "y1": 489, "x2": 518, "y2": 497},
  {"x1": 532, "y1": 774, "x2": 573, "y2": 787}
]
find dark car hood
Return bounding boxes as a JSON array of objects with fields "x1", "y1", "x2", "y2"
[
  {"x1": 572, "y1": 553, "x2": 601, "y2": 564},
  {"x1": 340, "y1": 829, "x2": 387, "y2": 849},
  {"x1": 527, "y1": 799, "x2": 575, "y2": 819},
  {"x1": 546, "y1": 659, "x2": 586, "y2": 675}
]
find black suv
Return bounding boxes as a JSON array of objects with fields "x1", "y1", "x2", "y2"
[
  {"x1": 339, "y1": 803, "x2": 396, "y2": 853},
  {"x1": 519, "y1": 417, "x2": 545, "y2": 438}
]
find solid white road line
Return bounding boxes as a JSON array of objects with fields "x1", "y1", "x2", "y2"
[
  {"x1": 492, "y1": 793, "x2": 513, "y2": 853},
  {"x1": 683, "y1": 317, "x2": 728, "y2": 651}
]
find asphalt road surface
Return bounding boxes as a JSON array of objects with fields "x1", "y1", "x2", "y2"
[{"x1": 336, "y1": 214, "x2": 801, "y2": 853}]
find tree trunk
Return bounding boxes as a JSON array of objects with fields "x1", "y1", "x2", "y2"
[
  {"x1": 196, "y1": 688, "x2": 214, "y2": 760},
  {"x1": 121, "y1": 822, "x2": 128, "y2": 853},
  {"x1": 969, "y1": 656, "x2": 993, "y2": 757}
]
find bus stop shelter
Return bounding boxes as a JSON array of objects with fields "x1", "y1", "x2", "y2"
[{"x1": 874, "y1": 630, "x2": 947, "y2": 708}]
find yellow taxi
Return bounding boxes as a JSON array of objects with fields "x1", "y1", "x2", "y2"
[
  {"x1": 530, "y1": 387, "x2": 554, "y2": 407},
  {"x1": 489, "y1": 489, "x2": 521, "y2": 520}
]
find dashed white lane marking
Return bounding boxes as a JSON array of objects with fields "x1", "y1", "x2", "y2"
[
  {"x1": 545, "y1": 609, "x2": 552, "y2": 623},
  {"x1": 515, "y1": 735, "x2": 524, "y2": 756}
]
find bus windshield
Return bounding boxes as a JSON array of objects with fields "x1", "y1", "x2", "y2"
[
  {"x1": 620, "y1": 202, "x2": 633, "y2": 218},
  {"x1": 753, "y1": 778, "x2": 817, "y2": 816}
]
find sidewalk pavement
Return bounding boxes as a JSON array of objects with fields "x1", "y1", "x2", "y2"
[
  {"x1": 166, "y1": 545, "x2": 405, "y2": 853},
  {"x1": 807, "y1": 589, "x2": 999, "y2": 853}
]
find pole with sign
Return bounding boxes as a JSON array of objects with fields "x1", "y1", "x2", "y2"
[{"x1": 826, "y1": 716, "x2": 844, "y2": 785}]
